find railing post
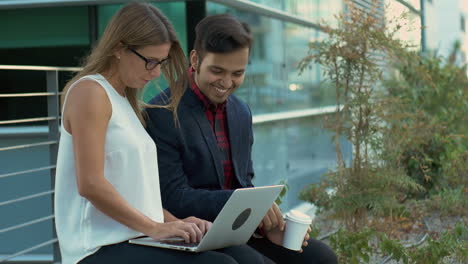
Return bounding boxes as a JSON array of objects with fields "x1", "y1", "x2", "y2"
[
  {"x1": 46, "y1": 70, "x2": 61, "y2": 263},
  {"x1": 420, "y1": 0, "x2": 426, "y2": 53}
]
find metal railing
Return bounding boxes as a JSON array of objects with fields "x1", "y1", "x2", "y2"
[
  {"x1": 0, "y1": 65, "x2": 80, "y2": 263},
  {"x1": 252, "y1": 106, "x2": 337, "y2": 125}
]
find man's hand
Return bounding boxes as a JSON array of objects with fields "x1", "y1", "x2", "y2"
[
  {"x1": 258, "y1": 203, "x2": 285, "y2": 232},
  {"x1": 182, "y1": 216, "x2": 212, "y2": 235},
  {"x1": 265, "y1": 226, "x2": 311, "y2": 253}
]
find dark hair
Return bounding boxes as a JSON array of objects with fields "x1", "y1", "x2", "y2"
[{"x1": 193, "y1": 14, "x2": 252, "y2": 63}]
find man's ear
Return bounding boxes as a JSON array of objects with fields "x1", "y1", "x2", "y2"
[{"x1": 190, "y1": 50, "x2": 199, "y2": 70}]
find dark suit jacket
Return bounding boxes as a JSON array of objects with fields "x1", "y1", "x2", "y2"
[{"x1": 146, "y1": 87, "x2": 255, "y2": 221}]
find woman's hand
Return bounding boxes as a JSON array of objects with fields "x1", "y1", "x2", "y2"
[
  {"x1": 182, "y1": 216, "x2": 213, "y2": 235},
  {"x1": 145, "y1": 221, "x2": 204, "y2": 243}
]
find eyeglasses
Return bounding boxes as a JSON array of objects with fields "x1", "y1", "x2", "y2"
[{"x1": 128, "y1": 48, "x2": 170, "y2": 71}]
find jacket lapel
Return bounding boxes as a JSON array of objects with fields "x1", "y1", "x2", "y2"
[
  {"x1": 186, "y1": 89, "x2": 225, "y2": 188},
  {"x1": 226, "y1": 98, "x2": 242, "y2": 185}
]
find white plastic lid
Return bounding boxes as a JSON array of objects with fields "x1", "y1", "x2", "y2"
[{"x1": 285, "y1": 210, "x2": 312, "y2": 225}]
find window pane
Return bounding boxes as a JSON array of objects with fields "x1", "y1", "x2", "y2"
[{"x1": 0, "y1": 6, "x2": 89, "y2": 48}]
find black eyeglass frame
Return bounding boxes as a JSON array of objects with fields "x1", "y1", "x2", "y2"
[{"x1": 128, "y1": 48, "x2": 170, "y2": 71}]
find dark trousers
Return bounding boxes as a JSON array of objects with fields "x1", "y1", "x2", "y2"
[
  {"x1": 79, "y1": 241, "x2": 273, "y2": 264},
  {"x1": 248, "y1": 237, "x2": 338, "y2": 264}
]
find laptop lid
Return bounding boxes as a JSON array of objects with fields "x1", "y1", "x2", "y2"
[{"x1": 129, "y1": 185, "x2": 284, "y2": 252}]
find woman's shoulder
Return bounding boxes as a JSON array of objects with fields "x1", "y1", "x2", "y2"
[
  {"x1": 69, "y1": 78, "x2": 108, "y2": 103},
  {"x1": 66, "y1": 79, "x2": 112, "y2": 118}
]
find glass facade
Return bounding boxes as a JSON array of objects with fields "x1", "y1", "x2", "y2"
[
  {"x1": 251, "y1": 116, "x2": 351, "y2": 210},
  {"x1": 0, "y1": 6, "x2": 89, "y2": 48},
  {"x1": 97, "y1": 2, "x2": 188, "y2": 53},
  {"x1": 245, "y1": 0, "x2": 343, "y2": 26}
]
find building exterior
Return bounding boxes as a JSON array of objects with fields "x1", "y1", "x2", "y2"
[
  {"x1": 1, "y1": 0, "x2": 465, "y2": 262},
  {"x1": 424, "y1": 0, "x2": 468, "y2": 64}
]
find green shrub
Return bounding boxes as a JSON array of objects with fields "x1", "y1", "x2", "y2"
[
  {"x1": 424, "y1": 187, "x2": 468, "y2": 216},
  {"x1": 329, "y1": 228, "x2": 375, "y2": 264},
  {"x1": 327, "y1": 224, "x2": 467, "y2": 264},
  {"x1": 407, "y1": 223, "x2": 468, "y2": 264},
  {"x1": 299, "y1": 0, "x2": 423, "y2": 230},
  {"x1": 382, "y1": 44, "x2": 468, "y2": 194}
]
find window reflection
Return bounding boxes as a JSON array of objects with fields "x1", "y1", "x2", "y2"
[
  {"x1": 207, "y1": 2, "x2": 339, "y2": 114},
  {"x1": 252, "y1": 115, "x2": 351, "y2": 210},
  {"x1": 244, "y1": 0, "x2": 343, "y2": 25}
]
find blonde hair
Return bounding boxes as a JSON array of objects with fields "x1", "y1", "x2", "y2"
[{"x1": 62, "y1": 1, "x2": 187, "y2": 125}]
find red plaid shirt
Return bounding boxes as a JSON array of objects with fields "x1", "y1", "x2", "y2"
[{"x1": 189, "y1": 68, "x2": 236, "y2": 190}]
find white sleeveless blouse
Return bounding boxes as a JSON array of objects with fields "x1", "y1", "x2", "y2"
[{"x1": 54, "y1": 74, "x2": 164, "y2": 264}]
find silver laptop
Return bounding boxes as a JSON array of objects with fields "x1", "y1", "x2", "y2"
[{"x1": 129, "y1": 185, "x2": 284, "y2": 252}]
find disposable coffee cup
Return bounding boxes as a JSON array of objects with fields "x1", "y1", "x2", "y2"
[{"x1": 282, "y1": 210, "x2": 312, "y2": 251}]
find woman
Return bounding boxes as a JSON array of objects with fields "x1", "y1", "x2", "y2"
[{"x1": 54, "y1": 2, "x2": 269, "y2": 264}]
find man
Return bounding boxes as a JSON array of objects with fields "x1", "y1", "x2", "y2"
[{"x1": 146, "y1": 14, "x2": 337, "y2": 264}]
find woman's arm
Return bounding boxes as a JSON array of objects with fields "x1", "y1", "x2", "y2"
[
  {"x1": 163, "y1": 209, "x2": 179, "y2": 222},
  {"x1": 64, "y1": 81, "x2": 201, "y2": 242}
]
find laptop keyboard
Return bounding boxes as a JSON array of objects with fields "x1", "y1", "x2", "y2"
[{"x1": 163, "y1": 240, "x2": 199, "y2": 248}]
